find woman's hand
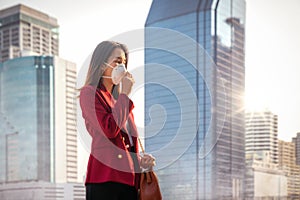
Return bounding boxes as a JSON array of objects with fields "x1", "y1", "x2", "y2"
[
  {"x1": 121, "y1": 72, "x2": 135, "y2": 96},
  {"x1": 140, "y1": 153, "x2": 156, "y2": 170}
]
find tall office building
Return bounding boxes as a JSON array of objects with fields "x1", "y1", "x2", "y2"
[
  {"x1": 145, "y1": 0, "x2": 245, "y2": 199},
  {"x1": 279, "y1": 140, "x2": 297, "y2": 170},
  {"x1": 0, "y1": 55, "x2": 77, "y2": 184},
  {"x1": 245, "y1": 110, "x2": 278, "y2": 165},
  {"x1": 279, "y1": 140, "x2": 300, "y2": 198},
  {"x1": 292, "y1": 132, "x2": 300, "y2": 165},
  {"x1": 0, "y1": 4, "x2": 59, "y2": 62}
]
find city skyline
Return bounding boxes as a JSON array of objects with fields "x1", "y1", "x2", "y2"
[
  {"x1": 0, "y1": 0, "x2": 298, "y2": 142},
  {"x1": 0, "y1": 1, "x2": 299, "y2": 199}
]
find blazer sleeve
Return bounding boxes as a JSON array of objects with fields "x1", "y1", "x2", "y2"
[{"x1": 79, "y1": 86, "x2": 134, "y2": 139}]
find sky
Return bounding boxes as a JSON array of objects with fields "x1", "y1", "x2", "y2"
[
  {"x1": 1, "y1": 0, "x2": 300, "y2": 179},
  {"x1": 244, "y1": 0, "x2": 300, "y2": 141}
]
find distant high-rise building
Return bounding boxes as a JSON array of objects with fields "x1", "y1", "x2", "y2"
[
  {"x1": 0, "y1": 4, "x2": 59, "y2": 62},
  {"x1": 0, "y1": 55, "x2": 77, "y2": 183},
  {"x1": 279, "y1": 140, "x2": 300, "y2": 198},
  {"x1": 279, "y1": 140, "x2": 297, "y2": 170},
  {"x1": 145, "y1": 0, "x2": 246, "y2": 199},
  {"x1": 292, "y1": 132, "x2": 300, "y2": 165},
  {"x1": 245, "y1": 110, "x2": 278, "y2": 165}
]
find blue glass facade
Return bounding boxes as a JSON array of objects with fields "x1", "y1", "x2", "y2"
[
  {"x1": 145, "y1": 0, "x2": 245, "y2": 199},
  {"x1": 0, "y1": 56, "x2": 54, "y2": 183}
]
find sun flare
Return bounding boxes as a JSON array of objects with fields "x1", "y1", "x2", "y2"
[{"x1": 245, "y1": 91, "x2": 270, "y2": 112}]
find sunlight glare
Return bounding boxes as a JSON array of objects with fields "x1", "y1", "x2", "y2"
[{"x1": 245, "y1": 91, "x2": 270, "y2": 112}]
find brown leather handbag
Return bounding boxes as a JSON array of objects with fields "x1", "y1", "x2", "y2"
[{"x1": 138, "y1": 138, "x2": 162, "y2": 200}]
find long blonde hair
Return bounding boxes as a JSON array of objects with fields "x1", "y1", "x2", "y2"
[{"x1": 81, "y1": 41, "x2": 129, "y2": 99}]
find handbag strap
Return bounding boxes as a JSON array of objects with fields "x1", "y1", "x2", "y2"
[
  {"x1": 138, "y1": 137, "x2": 157, "y2": 171},
  {"x1": 138, "y1": 137, "x2": 145, "y2": 154}
]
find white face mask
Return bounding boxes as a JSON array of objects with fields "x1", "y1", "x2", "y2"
[{"x1": 102, "y1": 63, "x2": 127, "y2": 85}]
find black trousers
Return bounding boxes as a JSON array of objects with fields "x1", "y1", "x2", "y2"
[{"x1": 86, "y1": 182, "x2": 138, "y2": 200}]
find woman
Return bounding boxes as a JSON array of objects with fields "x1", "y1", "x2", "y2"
[{"x1": 79, "y1": 41, "x2": 155, "y2": 200}]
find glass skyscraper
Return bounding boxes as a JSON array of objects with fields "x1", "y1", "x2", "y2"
[
  {"x1": 145, "y1": 0, "x2": 246, "y2": 199},
  {"x1": 0, "y1": 55, "x2": 77, "y2": 184},
  {"x1": 0, "y1": 56, "x2": 53, "y2": 182}
]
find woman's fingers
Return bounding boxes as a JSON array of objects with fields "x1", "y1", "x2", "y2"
[
  {"x1": 124, "y1": 72, "x2": 135, "y2": 83},
  {"x1": 141, "y1": 154, "x2": 156, "y2": 168},
  {"x1": 121, "y1": 73, "x2": 134, "y2": 95}
]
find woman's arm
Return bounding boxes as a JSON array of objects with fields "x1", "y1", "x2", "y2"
[{"x1": 80, "y1": 86, "x2": 134, "y2": 138}]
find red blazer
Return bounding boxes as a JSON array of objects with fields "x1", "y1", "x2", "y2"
[{"x1": 79, "y1": 84, "x2": 140, "y2": 188}]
